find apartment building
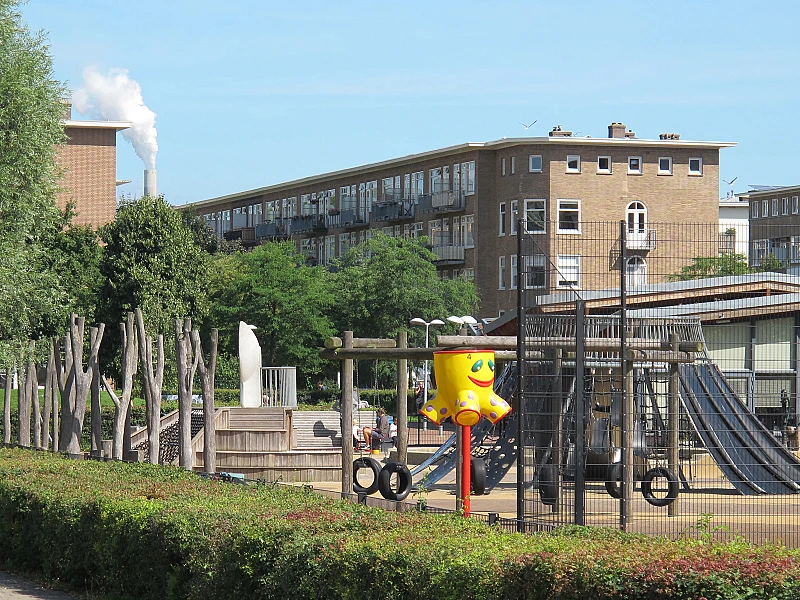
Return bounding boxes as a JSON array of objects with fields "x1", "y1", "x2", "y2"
[
  {"x1": 57, "y1": 102, "x2": 130, "y2": 228},
  {"x1": 744, "y1": 185, "x2": 800, "y2": 272},
  {"x1": 185, "y1": 123, "x2": 733, "y2": 319}
]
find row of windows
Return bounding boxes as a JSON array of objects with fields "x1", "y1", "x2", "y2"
[
  {"x1": 501, "y1": 155, "x2": 703, "y2": 176},
  {"x1": 751, "y1": 196, "x2": 800, "y2": 219},
  {"x1": 297, "y1": 215, "x2": 476, "y2": 264},
  {"x1": 497, "y1": 254, "x2": 648, "y2": 291},
  {"x1": 497, "y1": 200, "x2": 648, "y2": 236}
]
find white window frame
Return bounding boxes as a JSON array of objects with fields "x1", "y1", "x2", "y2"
[
  {"x1": 626, "y1": 256, "x2": 648, "y2": 287},
  {"x1": 751, "y1": 201, "x2": 758, "y2": 219},
  {"x1": 762, "y1": 199, "x2": 769, "y2": 218},
  {"x1": 566, "y1": 155, "x2": 581, "y2": 173},
  {"x1": 501, "y1": 158, "x2": 506, "y2": 176},
  {"x1": 688, "y1": 157, "x2": 703, "y2": 175},
  {"x1": 529, "y1": 155, "x2": 543, "y2": 173},
  {"x1": 524, "y1": 199, "x2": 546, "y2": 234},
  {"x1": 658, "y1": 156, "x2": 673, "y2": 175},
  {"x1": 510, "y1": 156, "x2": 516, "y2": 175},
  {"x1": 597, "y1": 156, "x2": 611, "y2": 174},
  {"x1": 498, "y1": 202, "x2": 506, "y2": 236},
  {"x1": 510, "y1": 255, "x2": 518, "y2": 290},
  {"x1": 628, "y1": 156, "x2": 642, "y2": 174},
  {"x1": 510, "y1": 200, "x2": 519, "y2": 235},
  {"x1": 783, "y1": 197, "x2": 789, "y2": 216},
  {"x1": 772, "y1": 198, "x2": 779, "y2": 217},
  {"x1": 557, "y1": 199, "x2": 581, "y2": 234},
  {"x1": 793, "y1": 196, "x2": 799, "y2": 214},
  {"x1": 498, "y1": 256, "x2": 506, "y2": 290},
  {"x1": 556, "y1": 254, "x2": 580, "y2": 288}
]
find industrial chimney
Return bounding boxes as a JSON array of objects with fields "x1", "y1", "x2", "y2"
[{"x1": 143, "y1": 169, "x2": 157, "y2": 197}]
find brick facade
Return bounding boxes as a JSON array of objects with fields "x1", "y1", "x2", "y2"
[{"x1": 184, "y1": 124, "x2": 733, "y2": 320}]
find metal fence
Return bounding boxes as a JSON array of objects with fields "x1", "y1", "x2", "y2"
[{"x1": 517, "y1": 221, "x2": 800, "y2": 546}]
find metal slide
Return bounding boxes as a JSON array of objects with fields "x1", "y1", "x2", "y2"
[{"x1": 678, "y1": 362, "x2": 800, "y2": 495}]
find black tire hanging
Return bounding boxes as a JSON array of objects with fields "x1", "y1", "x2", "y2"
[
  {"x1": 470, "y1": 457, "x2": 487, "y2": 496},
  {"x1": 641, "y1": 466, "x2": 679, "y2": 507},
  {"x1": 539, "y1": 463, "x2": 557, "y2": 506},
  {"x1": 377, "y1": 462, "x2": 412, "y2": 501},
  {"x1": 605, "y1": 462, "x2": 622, "y2": 499},
  {"x1": 353, "y1": 457, "x2": 381, "y2": 495}
]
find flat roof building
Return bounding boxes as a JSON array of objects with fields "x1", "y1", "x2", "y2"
[{"x1": 183, "y1": 123, "x2": 734, "y2": 319}]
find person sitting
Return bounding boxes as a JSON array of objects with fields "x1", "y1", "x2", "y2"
[{"x1": 371, "y1": 408, "x2": 389, "y2": 450}]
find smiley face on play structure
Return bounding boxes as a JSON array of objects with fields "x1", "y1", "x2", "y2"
[{"x1": 421, "y1": 349, "x2": 512, "y2": 427}]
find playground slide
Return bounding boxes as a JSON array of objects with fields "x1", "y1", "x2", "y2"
[{"x1": 679, "y1": 363, "x2": 800, "y2": 495}]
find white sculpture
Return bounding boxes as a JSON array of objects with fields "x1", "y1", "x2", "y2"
[{"x1": 239, "y1": 321, "x2": 262, "y2": 407}]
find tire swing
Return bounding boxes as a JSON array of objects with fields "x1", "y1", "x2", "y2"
[
  {"x1": 539, "y1": 463, "x2": 558, "y2": 506},
  {"x1": 471, "y1": 457, "x2": 487, "y2": 496},
  {"x1": 641, "y1": 466, "x2": 679, "y2": 507},
  {"x1": 353, "y1": 457, "x2": 381, "y2": 495},
  {"x1": 605, "y1": 462, "x2": 622, "y2": 499},
  {"x1": 377, "y1": 462, "x2": 412, "y2": 501}
]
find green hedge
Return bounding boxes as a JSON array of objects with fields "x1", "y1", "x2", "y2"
[{"x1": 0, "y1": 448, "x2": 798, "y2": 600}]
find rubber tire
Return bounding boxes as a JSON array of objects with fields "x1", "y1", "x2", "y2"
[
  {"x1": 471, "y1": 457, "x2": 487, "y2": 496},
  {"x1": 641, "y1": 467, "x2": 679, "y2": 507},
  {"x1": 377, "y1": 462, "x2": 412, "y2": 501},
  {"x1": 353, "y1": 457, "x2": 381, "y2": 495},
  {"x1": 605, "y1": 462, "x2": 622, "y2": 499},
  {"x1": 539, "y1": 463, "x2": 557, "y2": 506}
]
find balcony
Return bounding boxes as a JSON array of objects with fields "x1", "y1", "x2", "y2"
[
  {"x1": 626, "y1": 229, "x2": 656, "y2": 251},
  {"x1": 289, "y1": 214, "x2": 327, "y2": 235},
  {"x1": 432, "y1": 244, "x2": 466, "y2": 265},
  {"x1": 329, "y1": 208, "x2": 369, "y2": 229},
  {"x1": 223, "y1": 227, "x2": 255, "y2": 243},
  {"x1": 418, "y1": 190, "x2": 466, "y2": 214},
  {"x1": 372, "y1": 199, "x2": 415, "y2": 222},
  {"x1": 254, "y1": 220, "x2": 289, "y2": 240}
]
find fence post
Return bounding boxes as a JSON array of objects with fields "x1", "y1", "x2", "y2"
[
  {"x1": 575, "y1": 299, "x2": 586, "y2": 526},
  {"x1": 668, "y1": 333, "x2": 680, "y2": 517}
]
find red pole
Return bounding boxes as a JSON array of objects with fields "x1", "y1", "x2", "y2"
[{"x1": 461, "y1": 424, "x2": 471, "y2": 516}]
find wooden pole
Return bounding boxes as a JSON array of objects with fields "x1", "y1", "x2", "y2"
[
  {"x1": 668, "y1": 333, "x2": 680, "y2": 517},
  {"x1": 341, "y1": 331, "x2": 354, "y2": 497},
  {"x1": 396, "y1": 330, "x2": 408, "y2": 464}
]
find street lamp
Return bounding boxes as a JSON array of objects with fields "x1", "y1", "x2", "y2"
[
  {"x1": 447, "y1": 315, "x2": 479, "y2": 335},
  {"x1": 409, "y1": 318, "x2": 444, "y2": 432}
]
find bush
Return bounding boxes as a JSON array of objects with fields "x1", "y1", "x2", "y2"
[{"x1": 0, "y1": 448, "x2": 799, "y2": 600}]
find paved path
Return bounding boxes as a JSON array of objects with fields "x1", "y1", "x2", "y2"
[{"x1": 0, "y1": 572, "x2": 75, "y2": 600}]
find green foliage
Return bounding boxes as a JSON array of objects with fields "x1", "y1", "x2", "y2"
[
  {"x1": 668, "y1": 253, "x2": 751, "y2": 281},
  {"x1": 0, "y1": 0, "x2": 68, "y2": 347},
  {"x1": 758, "y1": 252, "x2": 784, "y2": 273},
  {"x1": 206, "y1": 242, "x2": 335, "y2": 383},
  {"x1": 1, "y1": 448, "x2": 800, "y2": 600},
  {"x1": 97, "y1": 195, "x2": 210, "y2": 375}
]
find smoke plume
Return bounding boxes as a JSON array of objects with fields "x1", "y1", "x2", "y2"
[{"x1": 73, "y1": 66, "x2": 158, "y2": 169}]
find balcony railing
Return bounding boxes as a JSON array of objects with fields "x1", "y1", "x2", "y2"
[
  {"x1": 289, "y1": 214, "x2": 327, "y2": 235},
  {"x1": 432, "y1": 244, "x2": 466, "y2": 264},
  {"x1": 626, "y1": 229, "x2": 656, "y2": 251},
  {"x1": 372, "y1": 199, "x2": 415, "y2": 222},
  {"x1": 329, "y1": 208, "x2": 369, "y2": 228},
  {"x1": 418, "y1": 190, "x2": 466, "y2": 214},
  {"x1": 255, "y1": 220, "x2": 289, "y2": 239},
  {"x1": 223, "y1": 227, "x2": 255, "y2": 242}
]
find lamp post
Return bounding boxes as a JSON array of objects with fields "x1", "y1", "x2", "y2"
[
  {"x1": 409, "y1": 318, "x2": 444, "y2": 435},
  {"x1": 447, "y1": 315, "x2": 478, "y2": 335}
]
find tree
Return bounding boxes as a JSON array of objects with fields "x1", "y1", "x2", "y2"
[
  {"x1": 206, "y1": 242, "x2": 335, "y2": 381},
  {"x1": 668, "y1": 253, "x2": 751, "y2": 281},
  {"x1": 98, "y1": 195, "x2": 209, "y2": 374},
  {"x1": 0, "y1": 0, "x2": 67, "y2": 345},
  {"x1": 330, "y1": 233, "x2": 479, "y2": 342}
]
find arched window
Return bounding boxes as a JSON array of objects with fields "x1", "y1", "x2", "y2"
[
  {"x1": 627, "y1": 201, "x2": 647, "y2": 234},
  {"x1": 626, "y1": 256, "x2": 647, "y2": 287}
]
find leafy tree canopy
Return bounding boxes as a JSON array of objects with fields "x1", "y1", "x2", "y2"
[
  {"x1": 206, "y1": 241, "x2": 334, "y2": 382},
  {"x1": 330, "y1": 233, "x2": 480, "y2": 345},
  {"x1": 0, "y1": 0, "x2": 67, "y2": 350},
  {"x1": 668, "y1": 253, "x2": 751, "y2": 282}
]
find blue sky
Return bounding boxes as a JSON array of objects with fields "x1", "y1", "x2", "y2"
[{"x1": 21, "y1": 0, "x2": 800, "y2": 206}]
